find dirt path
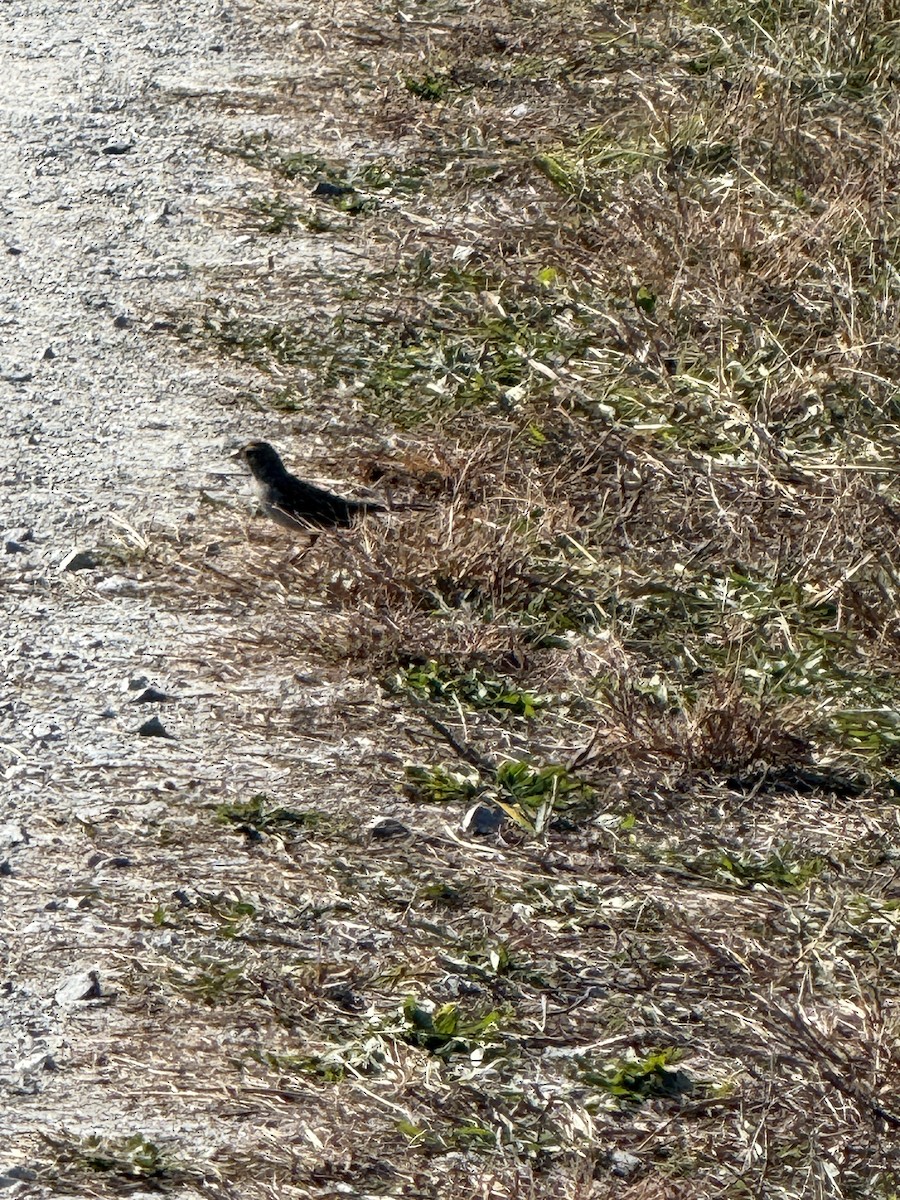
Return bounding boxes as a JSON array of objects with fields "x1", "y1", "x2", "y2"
[{"x1": 0, "y1": 1, "x2": 355, "y2": 1190}]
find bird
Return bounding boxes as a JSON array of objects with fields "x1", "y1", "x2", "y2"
[{"x1": 235, "y1": 440, "x2": 386, "y2": 532}]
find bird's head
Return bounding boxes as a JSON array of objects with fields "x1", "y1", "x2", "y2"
[{"x1": 234, "y1": 440, "x2": 285, "y2": 478}]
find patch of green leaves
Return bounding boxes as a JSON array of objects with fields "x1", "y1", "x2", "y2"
[
  {"x1": 397, "y1": 1118, "x2": 496, "y2": 1151},
  {"x1": 396, "y1": 659, "x2": 545, "y2": 717},
  {"x1": 404, "y1": 758, "x2": 595, "y2": 835},
  {"x1": 495, "y1": 760, "x2": 595, "y2": 833},
  {"x1": 394, "y1": 996, "x2": 506, "y2": 1059},
  {"x1": 196, "y1": 309, "x2": 307, "y2": 371},
  {"x1": 217, "y1": 794, "x2": 329, "y2": 838},
  {"x1": 51, "y1": 1133, "x2": 194, "y2": 1186},
  {"x1": 257, "y1": 1037, "x2": 388, "y2": 1082},
  {"x1": 689, "y1": 845, "x2": 823, "y2": 890},
  {"x1": 580, "y1": 1048, "x2": 694, "y2": 1106},
  {"x1": 167, "y1": 959, "x2": 260, "y2": 1006},
  {"x1": 829, "y1": 708, "x2": 900, "y2": 761},
  {"x1": 405, "y1": 73, "x2": 452, "y2": 101},
  {"x1": 403, "y1": 763, "x2": 482, "y2": 805},
  {"x1": 246, "y1": 192, "x2": 311, "y2": 233},
  {"x1": 221, "y1": 132, "x2": 426, "y2": 217}
]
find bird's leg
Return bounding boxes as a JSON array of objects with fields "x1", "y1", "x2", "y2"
[{"x1": 285, "y1": 532, "x2": 321, "y2": 567}]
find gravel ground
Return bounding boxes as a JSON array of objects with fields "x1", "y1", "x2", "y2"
[{"x1": 0, "y1": 1, "x2": 356, "y2": 1190}]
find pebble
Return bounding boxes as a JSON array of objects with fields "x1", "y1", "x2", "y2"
[
  {"x1": 0, "y1": 824, "x2": 26, "y2": 847},
  {"x1": 95, "y1": 574, "x2": 141, "y2": 596},
  {"x1": 136, "y1": 716, "x2": 175, "y2": 739},
  {"x1": 462, "y1": 803, "x2": 504, "y2": 835},
  {"x1": 54, "y1": 970, "x2": 102, "y2": 1006},
  {"x1": 368, "y1": 817, "x2": 411, "y2": 839},
  {"x1": 129, "y1": 686, "x2": 174, "y2": 704},
  {"x1": 59, "y1": 548, "x2": 97, "y2": 572},
  {"x1": 609, "y1": 1150, "x2": 641, "y2": 1177}
]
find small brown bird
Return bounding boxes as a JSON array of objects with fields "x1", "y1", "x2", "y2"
[{"x1": 236, "y1": 440, "x2": 386, "y2": 531}]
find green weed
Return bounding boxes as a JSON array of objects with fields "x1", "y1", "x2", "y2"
[
  {"x1": 689, "y1": 845, "x2": 824, "y2": 890},
  {"x1": 41, "y1": 1131, "x2": 200, "y2": 1189},
  {"x1": 396, "y1": 659, "x2": 546, "y2": 717},
  {"x1": 217, "y1": 794, "x2": 331, "y2": 838},
  {"x1": 580, "y1": 1048, "x2": 695, "y2": 1106},
  {"x1": 393, "y1": 995, "x2": 507, "y2": 1059}
]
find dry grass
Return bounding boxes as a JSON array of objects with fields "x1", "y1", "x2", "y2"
[{"x1": 41, "y1": 0, "x2": 900, "y2": 1196}]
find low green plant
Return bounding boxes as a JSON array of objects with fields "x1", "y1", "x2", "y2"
[
  {"x1": 52, "y1": 1133, "x2": 192, "y2": 1185},
  {"x1": 581, "y1": 1048, "x2": 694, "y2": 1105},
  {"x1": 830, "y1": 708, "x2": 900, "y2": 759},
  {"x1": 167, "y1": 960, "x2": 259, "y2": 1005},
  {"x1": 247, "y1": 192, "x2": 304, "y2": 233},
  {"x1": 405, "y1": 73, "x2": 452, "y2": 101},
  {"x1": 404, "y1": 758, "x2": 594, "y2": 835},
  {"x1": 690, "y1": 845, "x2": 823, "y2": 890},
  {"x1": 397, "y1": 1118, "x2": 496, "y2": 1150},
  {"x1": 257, "y1": 1036, "x2": 388, "y2": 1081},
  {"x1": 217, "y1": 794, "x2": 327, "y2": 838},
  {"x1": 394, "y1": 995, "x2": 506, "y2": 1059},
  {"x1": 396, "y1": 659, "x2": 546, "y2": 718},
  {"x1": 495, "y1": 760, "x2": 595, "y2": 833},
  {"x1": 403, "y1": 763, "x2": 481, "y2": 805}
]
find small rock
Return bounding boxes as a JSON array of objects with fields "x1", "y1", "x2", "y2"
[
  {"x1": 59, "y1": 548, "x2": 97, "y2": 572},
  {"x1": 0, "y1": 823, "x2": 26, "y2": 847},
  {"x1": 0, "y1": 862, "x2": 11, "y2": 878},
  {"x1": 95, "y1": 574, "x2": 140, "y2": 596},
  {"x1": 127, "y1": 675, "x2": 150, "y2": 691},
  {"x1": 32, "y1": 724, "x2": 61, "y2": 742},
  {"x1": 54, "y1": 970, "x2": 102, "y2": 1006},
  {"x1": 368, "y1": 817, "x2": 411, "y2": 839},
  {"x1": 5, "y1": 541, "x2": 29, "y2": 555},
  {"x1": 146, "y1": 201, "x2": 171, "y2": 226},
  {"x1": 444, "y1": 973, "x2": 486, "y2": 998},
  {"x1": 2, "y1": 1166, "x2": 39, "y2": 1185},
  {"x1": 16, "y1": 1051, "x2": 55, "y2": 1074},
  {"x1": 102, "y1": 139, "x2": 133, "y2": 155},
  {"x1": 8, "y1": 1168, "x2": 38, "y2": 1182},
  {"x1": 42, "y1": 346, "x2": 56, "y2": 360},
  {"x1": 136, "y1": 716, "x2": 175, "y2": 739},
  {"x1": 113, "y1": 313, "x2": 131, "y2": 329},
  {"x1": 609, "y1": 1150, "x2": 641, "y2": 1178},
  {"x1": 462, "y1": 803, "x2": 504, "y2": 836},
  {"x1": 6, "y1": 245, "x2": 23, "y2": 256},
  {"x1": 312, "y1": 180, "x2": 355, "y2": 198},
  {"x1": 129, "y1": 686, "x2": 174, "y2": 705},
  {"x1": 1, "y1": 370, "x2": 33, "y2": 383}
]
